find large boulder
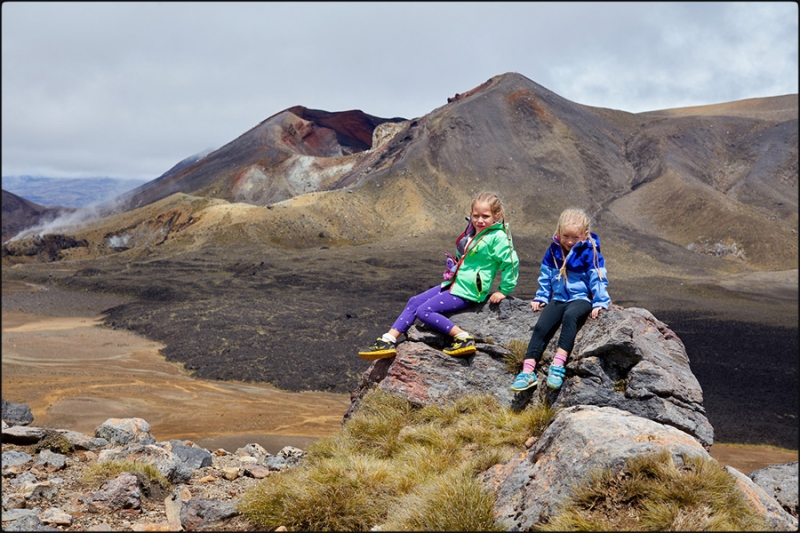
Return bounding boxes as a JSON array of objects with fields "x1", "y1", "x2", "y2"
[
  {"x1": 347, "y1": 299, "x2": 714, "y2": 447},
  {"x1": 482, "y1": 405, "x2": 713, "y2": 530},
  {"x1": 345, "y1": 337, "x2": 518, "y2": 421},
  {"x1": 750, "y1": 461, "x2": 799, "y2": 518},
  {"x1": 726, "y1": 466, "x2": 799, "y2": 530}
]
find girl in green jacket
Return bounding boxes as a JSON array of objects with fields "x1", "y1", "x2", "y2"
[{"x1": 358, "y1": 192, "x2": 519, "y2": 359}]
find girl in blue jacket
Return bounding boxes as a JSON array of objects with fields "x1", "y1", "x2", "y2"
[{"x1": 511, "y1": 208, "x2": 610, "y2": 391}]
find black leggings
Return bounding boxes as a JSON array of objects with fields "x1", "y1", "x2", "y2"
[{"x1": 524, "y1": 299, "x2": 592, "y2": 362}]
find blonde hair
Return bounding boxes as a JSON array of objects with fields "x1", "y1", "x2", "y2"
[
  {"x1": 471, "y1": 191, "x2": 506, "y2": 224},
  {"x1": 553, "y1": 208, "x2": 604, "y2": 281},
  {"x1": 471, "y1": 191, "x2": 513, "y2": 249}
]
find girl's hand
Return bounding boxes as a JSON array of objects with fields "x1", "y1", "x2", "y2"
[
  {"x1": 489, "y1": 291, "x2": 507, "y2": 304},
  {"x1": 591, "y1": 307, "x2": 602, "y2": 319},
  {"x1": 531, "y1": 301, "x2": 545, "y2": 312}
]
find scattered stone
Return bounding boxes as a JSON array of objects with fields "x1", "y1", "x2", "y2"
[
  {"x1": 171, "y1": 444, "x2": 213, "y2": 470},
  {"x1": 38, "y1": 506, "x2": 73, "y2": 526},
  {"x1": 2, "y1": 450, "x2": 32, "y2": 470},
  {"x1": 55, "y1": 429, "x2": 108, "y2": 450},
  {"x1": 243, "y1": 464, "x2": 270, "y2": 479},
  {"x1": 179, "y1": 498, "x2": 239, "y2": 531},
  {"x1": 85, "y1": 473, "x2": 142, "y2": 512},
  {"x1": 33, "y1": 449, "x2": 67, "y2": 472},
  {"x1": 1, "y1": 508, "x2": 39, "y2": 522},
  {"x1": 95, "y1": 418, "x2": 155, "y2": 446},
  {"x1": 24, "y1": 482, "x2": 59, "y2": 502},
  {"x1": 221, "y1": 467, "x2": 239, "y2": 481},
  {"x1": 4, "y1": 514, "x2": 58, "y2": 531},
  {"x1": 235, "y1": 443, "x2": 269, "y2": 461},
  {"x1": 87, "y1": 522, "x2": 114, "y2": 531},
  {"x1": 131, "y1": 522, "x2": 172, "y2": 531},
  {"x1": 2, "y1": 398, "x2": 34, "y2": 426}
]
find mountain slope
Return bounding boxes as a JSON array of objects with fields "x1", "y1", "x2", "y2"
[
  {"x1": 115, "y1": 107, "x2": 407, "y2": 211},
  {"x1": 1, "y1": 190, "x2": 75, "y2": 243},
  {"x1": 6, "y1": 73, "x2": 796, "y2": 274}
]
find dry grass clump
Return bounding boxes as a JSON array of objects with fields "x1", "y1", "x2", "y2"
[
  {"x1": 83, "y1": 460, "x2": 171, "y2": 492},
  {"x1": 35, "y1": 431, "x2": 75, "y2": 454},
  {"x1": 238, "y1": 389, "x2": 554, "y2": 531},
  {"x1": 502, "y1": 338, "x2": 529, "y2": 373},
  {"x1": 542, "y1": 449, "x2": 772, "y2": 531}
]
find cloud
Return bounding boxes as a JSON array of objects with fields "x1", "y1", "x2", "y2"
[{"x1": 2, "y1": 2, "x2": 797, "y2": 181}]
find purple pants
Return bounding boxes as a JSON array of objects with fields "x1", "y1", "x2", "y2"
[{"x1": 391, "y1": 284, "x2": 473, "y2": 335}]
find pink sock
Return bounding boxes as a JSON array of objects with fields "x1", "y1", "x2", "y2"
[
  {"x1": 553, "y1": 352, "x2": 568, "y2": 367},
  {"x1": 523, "y1": 359, "x2": 536, "y2": 374}
]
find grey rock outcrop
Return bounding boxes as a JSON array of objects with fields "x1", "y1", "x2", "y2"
[
  {"x1": 726, "y1": 466, "x2": 799, "y2": 530},
  {"x1": 2, "y1": 398, "x2": 34, "y2": 427},
  {"x1": 750, "y1": 461, "x2": 799, "y2": 518},
  {"x1": 347, "y1": 299, "x2": 798, "y2": 530},
  {"x1": 482, "y1": 405, "x2": 713, "y2": 530},
  {"x1": 349, "y1": 298, "x2": 714, "y2": 447}
]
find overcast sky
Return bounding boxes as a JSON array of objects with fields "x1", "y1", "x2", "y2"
[{"x1": 2, "y1": 2, "x2": 798, "y2": 181}]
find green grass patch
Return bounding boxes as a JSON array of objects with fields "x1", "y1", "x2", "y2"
[
  {"x1": 238, "y1": 389, "x2": 554, "y2": 531},
  {"x1": 541, "y1": 449, "x2": 772, "y2": 531}
]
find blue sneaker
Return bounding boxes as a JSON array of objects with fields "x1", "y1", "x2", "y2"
[
  {"x1": 547, "y1": 365, "x2": 566, "y2": 389},
  {"x1": 510, "y1": 372, "x2": 537, "y2": 392}
]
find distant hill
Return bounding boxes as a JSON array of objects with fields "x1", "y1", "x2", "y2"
[
  {"x1": 74, "y1": 72, "x2": 797, "y2": 274},
  {"x1": 2, "y1": 176, "x2": 149, "y2": 209},
  {"x1": 1, "y1": 189, "x2": 75, "y2": 243}
]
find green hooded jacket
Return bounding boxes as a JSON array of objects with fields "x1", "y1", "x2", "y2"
[{"x1": 442, "y1": 221, "x2": 519, "y2": 303}]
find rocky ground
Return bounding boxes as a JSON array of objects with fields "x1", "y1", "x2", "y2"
[
  {"x1": 1, "y1": 409, "x2": 307, "y2": 532},
  {"x1": 1, "y1": 438, "x2": 265, "y2": 531}
]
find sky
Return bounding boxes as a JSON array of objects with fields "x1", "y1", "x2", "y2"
[{"x1": 2, "y1": 1, "x2": 798, "y2": 181}]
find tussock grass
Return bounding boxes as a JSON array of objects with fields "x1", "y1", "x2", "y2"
[
  {"x1": 82, "y1": 460, "x2": 171, "y2": 496},
  {"x1": 502, "y1": 338, "x2": 529, "y2": 373},
  {"x1": 542, "y1": 449, "x2": 772, "y2": 531},
  {"x1": 238, "y1": 388, "x2": 554, "y2": 531},
  {"x1": 36, "y1": 431, "x2": 75, "y2": 454}
]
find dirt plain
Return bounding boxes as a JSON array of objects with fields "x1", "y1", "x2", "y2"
[{"x1": 1, "y1": 280, "x2": 351, "y2": 454}]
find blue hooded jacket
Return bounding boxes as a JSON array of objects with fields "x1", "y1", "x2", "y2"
[{"x1": 533, "y1": 232, "x2": 610, "y2": 308}]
